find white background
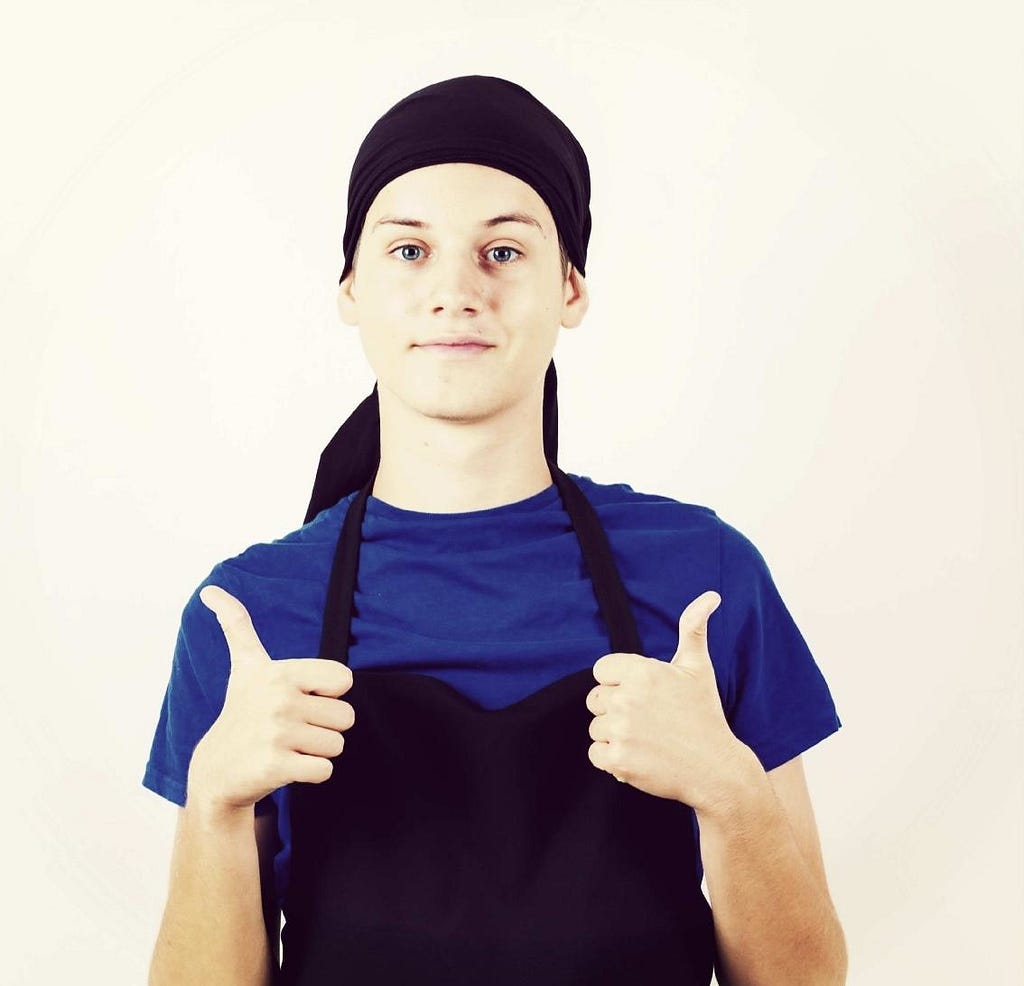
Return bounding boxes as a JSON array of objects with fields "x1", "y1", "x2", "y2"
[{"x1": 2, "y1": 1, "x2": 1021, "y2": 983}]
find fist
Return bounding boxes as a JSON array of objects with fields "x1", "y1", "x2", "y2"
[{"x1": 187, "y1": 584, "x2": 356, "y2": 812}]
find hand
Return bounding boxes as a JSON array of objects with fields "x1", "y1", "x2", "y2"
[
  {"x1": 586, "y1": 590, "x2": 749, "y2": 810},
  {"x1": 188, "y1": 585, "x2": 357, "y2": 812}
]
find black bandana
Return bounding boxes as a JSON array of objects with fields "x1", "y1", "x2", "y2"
[{"x1": 305, "y1": 75, "x2": 591, "y2": 524}]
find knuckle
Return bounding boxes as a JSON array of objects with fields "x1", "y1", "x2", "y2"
[
  {"x1": 265, "y1": 693, "x2": 292, "y2": 725},
  {"x1": 267, "y1": 718, "x2": 290, "y2": 748},
  {"x1": 280, "y1": 689, "x2": 304, "y2": 717}
]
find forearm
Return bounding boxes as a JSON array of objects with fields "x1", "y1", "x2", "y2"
[
  {"x1": 694, "y1": 746, "x2": 847, "y2": 986},
  {"x1": 148, "y1": 797, "x2": 275, "y2": 986}
]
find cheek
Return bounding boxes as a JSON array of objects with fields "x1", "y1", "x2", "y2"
[{"x1": 356, "y1": 323, "x2": 391, "y2": 367}]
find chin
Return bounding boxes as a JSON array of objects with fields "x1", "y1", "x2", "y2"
[
  {"x1": 413, "y1": 390, "x2": 503, "y2": 423},
  {"x1": 420, "y1": 402, "x2": 495, "y2": 424}
]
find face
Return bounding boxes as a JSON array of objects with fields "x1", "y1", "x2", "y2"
[{"x1": 337, "y1": 162, "x2": 588, "y2": 425}]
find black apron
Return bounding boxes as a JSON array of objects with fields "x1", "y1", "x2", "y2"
[{"x1": 280, "y1": 460, "x2": 716, "y2": 984}]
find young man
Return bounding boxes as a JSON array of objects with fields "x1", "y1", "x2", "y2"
[{"x1": 143, "y1": 76, "x2": 847, "y2": 985}]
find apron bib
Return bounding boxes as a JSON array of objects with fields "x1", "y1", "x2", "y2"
[{"x1": 280, "y1": 461, "x2": 716, "y2": 984}]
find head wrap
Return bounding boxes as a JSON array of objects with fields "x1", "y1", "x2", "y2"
[{"x1": 305, "y1": 75, "x2": 591, "y2": 524}]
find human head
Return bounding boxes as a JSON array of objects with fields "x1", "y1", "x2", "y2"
[
  {"x1": 336, "y1": 161, "x2": 588, "y2": 434},
  {"x1": 304, "y1": 75, "x2": 592, "y2": 523}
]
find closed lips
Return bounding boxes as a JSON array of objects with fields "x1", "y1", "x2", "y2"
[{"x1": 417, "y1": 337, "x2": 494, "y2": 346}]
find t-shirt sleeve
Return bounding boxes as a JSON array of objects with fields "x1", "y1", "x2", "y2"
[
  {"x1": 141, "y1": 579, "x2": 276, "y2": 817},
  {"x1": 717, "y1": 520, "x2": 842, "y2": 772}
]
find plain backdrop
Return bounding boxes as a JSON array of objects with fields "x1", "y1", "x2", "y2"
[{"x1": 2, "y1": 1, "x2": 1020, "y2": 983}]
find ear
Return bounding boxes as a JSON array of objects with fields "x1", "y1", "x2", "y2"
[
  {"x1": 560, "y1": 267, "x2": 589, "y2": 329},
  {"x1": 337, "y1": 269, "x2": 359, "y2": 326}
]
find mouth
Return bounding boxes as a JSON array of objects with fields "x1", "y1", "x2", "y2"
[
  {"x1": 415, "y1": 335, "x2": 495, "y2": 347},
  {"x1": 415, "y1": 343, "x2": 494, "y2": 357}
]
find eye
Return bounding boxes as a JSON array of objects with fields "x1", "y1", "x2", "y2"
[
  {"x1": 391, "y1": 244, "x2": 426, "y2": 262},
  {"x1": 388, "y1": 244, "x2": 524, "y2": 265},
  {"x1": 486, "y1": 245, "x2": 523, "y2": 265}
]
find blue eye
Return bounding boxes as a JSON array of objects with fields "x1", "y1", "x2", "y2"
[
  {"x1": 392, "y1": 244, "x2": 424, "y2": 262},
  {"x1": 389, "y1": 244, "x2": 523, "y2": 265},
  {"x1": 487, "y1": 246, "x2": 522, "y2": 265}
]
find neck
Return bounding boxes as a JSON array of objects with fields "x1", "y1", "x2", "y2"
[{"x1": 370, "y1": 382, "x2": 554, "y2": 514}]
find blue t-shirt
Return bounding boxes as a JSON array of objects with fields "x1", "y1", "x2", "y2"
[{"x1": 142, "y1": 473, "x2": 842, "y2": 910}]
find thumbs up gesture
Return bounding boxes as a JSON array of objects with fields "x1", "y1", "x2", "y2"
[
  {"x1": 586, "y1": 590, "x2": 755, "y2": 812},
  {"x1": 186, "y1": 585, "x2": 356, "y2": 813}
]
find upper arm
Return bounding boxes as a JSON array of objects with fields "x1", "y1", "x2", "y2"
[{"x1": 765, "y1": 754, "x2": 833, "y2": 901}]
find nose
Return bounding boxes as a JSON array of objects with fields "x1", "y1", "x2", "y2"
[{"x1": 429, "y1": 252, "x2": 485, "y2": 316}]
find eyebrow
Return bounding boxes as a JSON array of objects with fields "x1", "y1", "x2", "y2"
[{"x1": 371, "y1": 211, "x2": 545, "y2": 235}]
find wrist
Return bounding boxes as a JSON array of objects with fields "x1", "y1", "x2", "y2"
[
  {"x1": 185, "y1": 742, "x2": 256, "y2": 826},
  {"x1": 184, "y1": 789, "x2": 255, "y2": 831},
  {"x1": 692, "y1": 739, "x2": 766, "y2": 821}
]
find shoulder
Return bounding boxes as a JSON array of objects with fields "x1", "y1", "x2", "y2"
[
  {"x1": 565, "y1": 470, "x2": 728, "y2": 615},
  {"x1": 567, "y1": 472, "x2": 765, "y2": 564},
  {"x1": 217, "y1": 493, "x2": 357, "y2": 581},
  {"x1": 565, "y1": 471, "x2": 781, "y2": 640},
  {"x1": 178, "y1": 492, "x2": 360, "y2": 660},
  {"x1": 566, "y1": 471, "x2": 719, "y2": 530},
  {"x1": 205, "y1": 492, "x2": 356, "y2": 589}
]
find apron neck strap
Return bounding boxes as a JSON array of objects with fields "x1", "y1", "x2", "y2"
[{"x1": 318, "y1": 459, "x2": 642, "y2": 663}]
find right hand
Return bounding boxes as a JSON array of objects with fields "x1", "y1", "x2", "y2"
[{"x1": 187, "y1": 584, "x2": 356, "y2": 812}]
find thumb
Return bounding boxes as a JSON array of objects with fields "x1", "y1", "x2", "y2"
[
  {"x1": 199, "y1": 584, "x2": 271, "y2": 667},
  {"x1": 670, "y1": 590, "x2": 721, "y2": 666}
]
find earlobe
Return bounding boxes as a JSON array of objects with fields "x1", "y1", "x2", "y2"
[{"x1": 561, "y1": 269, "x2": 589, "y2": 329}]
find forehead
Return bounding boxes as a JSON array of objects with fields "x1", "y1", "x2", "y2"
[{"x1": 366, "y1": 162, "x2": 554, "y2": 236}]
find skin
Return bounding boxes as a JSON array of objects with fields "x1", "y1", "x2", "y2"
[
  {"x1": 155, "y1": 146, "x2": 846, "y2": 985},
  {"x1": 337, "y1": 162, "x2": 589, "y2": 513}
]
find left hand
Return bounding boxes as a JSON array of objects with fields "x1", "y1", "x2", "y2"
[{"x1": 586, "y1": 589, "x2": 749, "y2": 810}]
